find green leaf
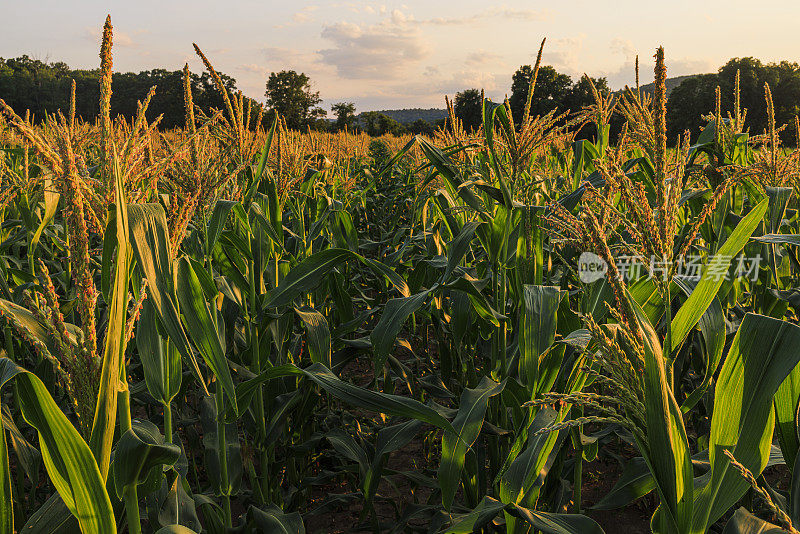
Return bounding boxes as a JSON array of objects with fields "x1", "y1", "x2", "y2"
[
  {"x1": 508, "y1": 503, "x2": 605, "y2": 534},
  {"x1": 629, "y1": 296, "x2": 693, "y2": 534},
  {"x1": 590, "y1": 457, "x2": 655, "y2": 510},
  {"x1": 442, "y1": 221, "x2": 482, "y2": 282},
  {"x1": 692, "y1": 314, "x2": 800, "y2": 532},
  {"x1": 238, "y1": 363, "x2": 456, "y2": 435},
  {"x1": 679, "y1": 285, "x2": 725, "y2": 414},
  {"x1": 137, "y1": 300, "x2": 181, "y2": 406},
  {"x1": 29, "y1": 176, "x2": 60, "y2": 259},
  {"x1": 245, "y1": 505, "x2": 305, "y2": 534},
  {"x1": 672, "y1": 198, "x2": 768, "y2": 350},
  {"x1": 775, "y1": 363, "x2": 800, "y2": 471},
  {"x1": 176, "y1": 258, "x2": 238, "y2": 414},
  {"x1": 0, "y1": 399, "x2": 11, "y2": 534},
  {"x1": 443, "y1": 496, "x2": 605, "y2": 534},
  {"x1": 439, "y1": 376, "x2": 505, "y2": 510},
  {"x1": 754, "y1": 234, "x2": 800, "y2": 246},
  {"x1": 499, "y1": 407, "x2": 560, "y2": 507},
  {"x1": 21, "y1": 494, "x2": 76, "y2": 534},
  {"x1": 128, "y1": 204, "x2": 206, "y2": 395},
  {"x1": 263, "y1": 248, "x2": 408, "y2": 309},
  {"x1": 294, "y1": 306, "x2": 331, "y2": 367},
  {"x1": 89, "y1": 151, "x2": 131, "y2": 480},
  {"x1": 207, "y1": 200, "x2": 238, "y2": 253},
  {"x1": 722, "y1": 507, "x2": 785, "y2": 534},
  {"x1": 371, "y1": 290, "x2": 431, "y2": 371},
  {"x1": 518, "y1": 285, "x2": 561, "y2": 389},
  {"x1": 154, "y1": 526, "x2": 199, "y2": 534},
  {"x1": 111, "y1": 421, "x2": 181, "y2": 497},
  {"x1": 363, "y1": 420, "x2": 422, "y2": 509},
  {"x1": 0, "y1": 358, "x2": 116, "y2": 534}
]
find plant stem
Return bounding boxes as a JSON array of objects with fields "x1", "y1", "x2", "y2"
[
  {"x1": 203, "y1": 204, "x2": 232, "y2": 526},
  {"x1": 122, "y1": 484, "x2": 142, "y2": 534},
  {"x1": 215, "y1": 384, "x2": 232, "y2": 528},
  {"x1": 247, "y1": 231, "x2": 269, "y2": 501},
  {"x1": 163, "y1": 401, "x2": 173, "y2": 444},
  {"x1": 664, "y1": 282, "x2": 673, "y2": 390},
  {"x1": 119, "y1": 359, "x2": 132, "y2": 435}
]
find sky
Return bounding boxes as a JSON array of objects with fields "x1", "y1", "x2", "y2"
[{"x1": 2, "y1": 0, "x2": 799, "y2": 112}]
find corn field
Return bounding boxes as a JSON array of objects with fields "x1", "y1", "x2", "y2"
[{"x1": 2, "y1": 17, "x2": 800, "y2": 534}]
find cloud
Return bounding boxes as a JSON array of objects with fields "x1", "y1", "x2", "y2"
[
  {"x1": 239, "y1": 63, "x2": 266, "y2": 74},
  {"x1": 319, "y1": 20, "x2": 428, "y2": 79},
  {"x1": 465, "y1": 50, "x2": 505, "y2": 68},
  {"x1": 83, "y1": 26, "x2": 141, "y2": 47},
  {"x1": 541, "y1": 36, "x2": 585, "y2": 75},
  {"x1": 413, "y1": 6, "x2": 551, "y2": 26},
  {"x1": 292, "y1": 5, "x2": 318, "y2": 24},
  {"x1": 273, "y1": 5, "x2": 319, "y2": 28},
  {"x1": 262, "y1": 46, "x2": 324, "y2": 72},
  {"x1": 601, "y1": 40, "x2": 715, "y2": 89}
]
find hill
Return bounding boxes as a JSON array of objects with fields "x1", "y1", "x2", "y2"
[
  {"x1": 358, "y1": 108, "x2": 447, "y2": 125},
  {"x1": 620, "y1": 74, "x2": 705, "y2": 96}
]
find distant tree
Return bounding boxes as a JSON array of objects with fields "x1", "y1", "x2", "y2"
[
  {"x1": 360, "y1": 111, "x2": 407, "y2": 136},
  {"x1": 0, "y1": 56, "x2": 256, "y2": 128},
  {"x1": 453, "y1": 88, "x2": 483, "y2": 131},
  {"x1": 666, "y1": 74, "x2": 720, "y2": 141},
  {"x1": 717, "y1": 58, "x2": 800, "y2": 140},
  {"x1": 664, "y1": 58, "x2": 800, "y2": 143},
  {"x1": 265, "y1": 70, "x2": 325, "y2": 130},
  {"x1": 509, "y1": 64, "x2": 571, "y2": 123},
  {"x1": 194, "y1": 71, "x2": 239, "y2": 116},
  {"x1": 331, "y1": 101, "x2": 357, "y2": 131},
  {"x1": 563, "y1": 75, "x2": 611, "y2": 141},
  {"x1": 562, "y1": 75, "x2": 610, "y2": 112},
  {"x1": 408, "y1": 118, "x2": 435, "y2": 136}
]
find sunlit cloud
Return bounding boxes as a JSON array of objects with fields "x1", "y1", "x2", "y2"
[{"x1": 319, "y1": 19, "x2": 428, "y2": 79}]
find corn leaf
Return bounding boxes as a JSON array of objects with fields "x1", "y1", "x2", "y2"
[
  {"x1": 0, "y1": 358, "x2": 116, "y2": 534},
  {"x1": 294, "y1": 306, "x2": 331, "y2": 367},
  {"x1": 671, "y1": 198, "x2": 768, "y2": 350},
  {"x1": 128, "y1": 203, "x2": 206, "y2": 394},
  {"x1": 692, "y1": 314, "x2": 800, "y2": 532},
  {"x1": 629, "y1": 295, "x2": 693, "y2": 534},
  {"x1": 176, "y1": 257, "x2": 238, "y2": 414},
  {"x1": 89, "y1": 152, "x2": 131, "y2": 480},
  {"x1": 439, "y1": 377, "x2": 505, "y2": 510}
]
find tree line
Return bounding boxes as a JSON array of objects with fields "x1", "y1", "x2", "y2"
[{"x1": 2, "y1": 54, "x2": 798, "y2": 143}]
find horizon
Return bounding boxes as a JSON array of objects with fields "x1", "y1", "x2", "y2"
[{"x1": 2, "y1": 1, "x2": 798, "y2": 113}]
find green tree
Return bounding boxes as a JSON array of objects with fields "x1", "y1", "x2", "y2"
[
  {"x1": 331, "y1": 101, "x2": 357, "y2": 131},
  {"x1": 265, "y1": 70, "x2": 325, "y2": 130},
  {"x1": 453, "y1": 88, "x2": 483, "y2": 131},
  {"x1": 509, "y1": 64, "x2": 571, "y2": 123},
  {"x1": 408, "y1": 119, "x2": 435, "y2": 136},
  {"x1": 360, "y1": 111, "x2": 407, "y2": 136},
  {"x1": 666, "y1": 73, "x2": 720, "y2": 140},
  {"x1": 718, "y1": 58, "x2": 800, "y2": 141},
  {"x1": 0, "y1": 56, "x2": 252, "y2": 128},
  {"x1": 562, "y1": 75, "x2": 609, "y2": 112}
]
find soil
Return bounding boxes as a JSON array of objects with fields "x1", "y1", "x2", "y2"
[{"x1": 302, "y1": 349, "x2": 657, "y2": 533}]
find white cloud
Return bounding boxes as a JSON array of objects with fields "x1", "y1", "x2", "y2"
[
  {"x1": 601, "y1": 40, "x2": 715, "y2": 89},
  {"x1": 465, "y1": 50, "x2": 505, "y2": 68},
  {"x1": 262, "y1": 46, "x2": 324, "y2": 72},
  {"x1": 414, "y1": 6, "x2": 551, "y2": 26},
  {"x1": 319, "y1": 19, "x2": 428, "y2": 79},
  {"x1": 239, "y1": 63, "x2": 266, "y2": 74},
  {"x1": 541, "y1": 36, "x2": 586, "y2": 76},
  {"x1": 292, "y1": 5, "x2": 319, "y2": 24},
  {"x1": 83, "y1": 26, "x2": 140, "y2": 47}
]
